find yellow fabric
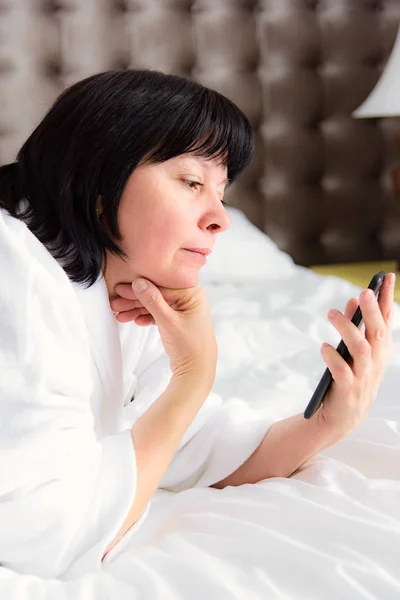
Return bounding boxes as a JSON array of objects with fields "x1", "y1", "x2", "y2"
[{"x1": 310, "y1": 261, "x2": 400, "y2": 304}]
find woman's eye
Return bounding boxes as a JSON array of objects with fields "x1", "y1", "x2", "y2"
[
  {"x1": 185, "y1": 180, "x2": 202, "y2": 191},
  {"x1": 185, "y1": 180, "x2": 228, "y2": 207}
]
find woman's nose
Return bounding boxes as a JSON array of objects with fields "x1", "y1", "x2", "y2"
[{"x1": 204, "y1": 199, "x2": 231, "y2": 232}]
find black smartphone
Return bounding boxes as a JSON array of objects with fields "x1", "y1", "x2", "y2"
[{"x1": 303, "y1": 271, "x2": 387, "y2": 420}]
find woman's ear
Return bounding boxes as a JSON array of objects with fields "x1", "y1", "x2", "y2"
[{"x1": 96, "y1": 195, "x2": 104, "y2": 216}]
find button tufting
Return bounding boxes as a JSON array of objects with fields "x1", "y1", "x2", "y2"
[{"x1": 0, "y1": 0, "x2": 398, "y2": 269}]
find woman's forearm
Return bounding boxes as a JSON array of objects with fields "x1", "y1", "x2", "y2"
[
  {"x1": 212, "y1": 412, "x2": 341, "y2": 489},
  {"x1": 102, "y1": 374, "x2": 211, "y2": 559}
]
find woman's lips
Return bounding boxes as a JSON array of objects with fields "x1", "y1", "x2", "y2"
[{"x1": 183, "y1": 249, "x2": 207, "y2": 263}]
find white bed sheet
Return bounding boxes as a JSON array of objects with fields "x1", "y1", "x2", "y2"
[{"x1": 1, "y1": 265, "x2": 400, "y2": 598}]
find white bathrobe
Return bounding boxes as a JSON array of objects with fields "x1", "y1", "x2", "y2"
[{"x1": 0, "y1": 207, "x2": 273, "y2": 579}]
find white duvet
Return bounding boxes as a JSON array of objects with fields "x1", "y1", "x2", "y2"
[{"x1": 1, "y1": 208, "x2": 400, "y2": 599}]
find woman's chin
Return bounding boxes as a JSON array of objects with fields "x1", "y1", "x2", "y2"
[{"x1": 154, "y1": 269, "x2": 199, "y2": 290}]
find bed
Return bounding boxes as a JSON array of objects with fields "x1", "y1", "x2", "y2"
[{"x1": 1, "y1": 206, "x2": 399, "y2": 599}]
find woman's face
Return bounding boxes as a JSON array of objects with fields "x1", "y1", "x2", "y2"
[{"x1": 101, "y1": 154, "x2": 231, "y2": 299}]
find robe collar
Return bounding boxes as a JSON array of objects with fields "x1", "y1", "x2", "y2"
[{"x1": 72, "y1": 274, "x2": 124, "y2": 405}]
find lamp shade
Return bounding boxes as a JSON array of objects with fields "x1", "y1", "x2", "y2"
[{"x1": 353, "y1": 22, "x2": 400, "y2": 118}]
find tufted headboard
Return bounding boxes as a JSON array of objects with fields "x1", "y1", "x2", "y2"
[{"x1": 1, "y1": 0, "x2": 400, "y2": 266}]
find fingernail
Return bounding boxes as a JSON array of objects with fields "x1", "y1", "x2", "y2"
[
  {"x1": 132, "y1": 279, "x2": 148, "y2": 293},
  {"x1": 328, "y1": 309, "x2": 338, "y2": 320}
]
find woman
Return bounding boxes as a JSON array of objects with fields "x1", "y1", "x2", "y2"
[{"x1": 0, "y1": 69, "x2": 395, "y2": 580}]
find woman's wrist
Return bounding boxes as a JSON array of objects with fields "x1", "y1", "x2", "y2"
[
  {"x1": 314, "y1": 407, "x2": 354, "y2": 446},
  {"x1": 170, "y1": 367, "x2": 215, "y2": 398}
]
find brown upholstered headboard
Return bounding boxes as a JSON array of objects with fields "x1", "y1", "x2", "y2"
[{"x1": 1, "y1": 0, "x2": 400, "y2": 266}]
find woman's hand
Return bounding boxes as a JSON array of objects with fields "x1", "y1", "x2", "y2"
[
  {"x1": 110, "y1": 279, "x2": 218, "y2": 388},
  {"x1": 110, "y1": 284, "x2": 172, "y2": 326},
  {"x1": 316, "y1": 272, "x2": 396, "y2": 438}
]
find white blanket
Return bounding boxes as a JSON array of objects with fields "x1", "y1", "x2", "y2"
[{"x1": 1, "y1": 212, "x2": 400, "y2": 598}]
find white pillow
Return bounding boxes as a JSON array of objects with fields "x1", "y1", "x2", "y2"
[{"x1": 199, "y1": 206, "x2": 295, "y2": 284}]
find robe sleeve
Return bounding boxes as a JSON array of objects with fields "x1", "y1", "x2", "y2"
[
  {"x1": 0, "y1": 211, "x2": 140, "y2": 578},
  {"x1": 125, "y1": 324, "x2": 274, "y2": 493}
]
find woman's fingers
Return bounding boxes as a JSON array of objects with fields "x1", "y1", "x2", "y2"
[
  {"x1": 327, "y1": 309, "x2": 371, "y2": 379},
  {"x1": 115, "y1": 306, "x2": 153, "y2": 324},
  {"x1": 358, "y1": 288, "x2": 387, "y2": 351},
  {"x1": 325, "y1": 273, "x2": 395, "y2": 379},
  {"x1": 114, "y1": 283, "x2": 137, "y2": 300},
  {"x1": 377, "y1": 273, "x2": 395, "y2": 326},
  {"x1": 344, "y1": 297, "x2": 359, "y2": 320},
  {"x1": 111, "y1": 284, "x2": 176, "y2": 315},
  {"x1": 320, "y1": 343, "x2": 354, "y2": 387},
  {"x1": 111, "y1": 285, "x2": 154, "y2": 324},
  {"x1": 317, "y1": 275, "x2": 396, "y2": 435},
  {"x1": 134, "y1": 314, "x2": 156, "y2": 326},
  {"x1": 110, "y1": 297, "x2": 140, "y2": 312},
  {"x1": 344, "y1": 297, "x2": 365, "y2": 335}
]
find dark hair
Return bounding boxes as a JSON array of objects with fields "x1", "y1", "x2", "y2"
[{"x1": 0, "y1": 69, "x2": 254, "y2": 287}]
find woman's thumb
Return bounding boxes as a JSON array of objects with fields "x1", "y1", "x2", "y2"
[
  {"x1": 132, "y1": 278, "x2": 170, "y2": 318},
  {"x1": 132, "y1": 278, "x2": 150, "y2": 294}
]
